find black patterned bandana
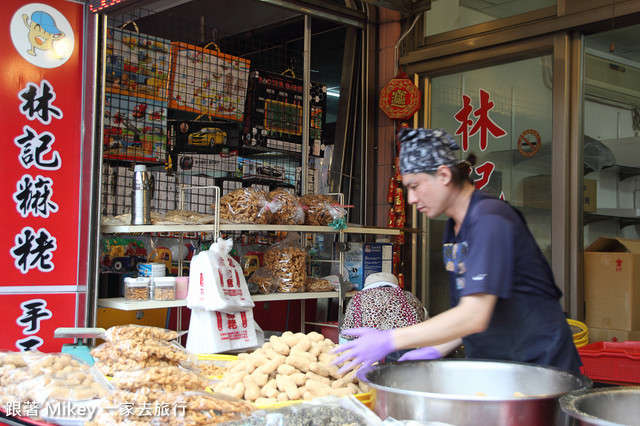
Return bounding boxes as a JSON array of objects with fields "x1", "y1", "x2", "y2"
[{"x1": 398, "y1": 128, "x2": 460, "y2": 175}]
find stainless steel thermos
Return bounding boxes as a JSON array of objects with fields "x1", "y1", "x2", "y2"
[{"x1": 131, "y1": 164, "x2": 153, "y2": 225}]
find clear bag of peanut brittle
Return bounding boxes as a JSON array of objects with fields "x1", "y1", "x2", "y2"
[
  {"x1": 10, "y1": 352, "x2": 114, "y2": 408},
  {"x1": 110, "y1": 365, "x2": 213, "y2": 394},
  {"x1": 268, "y1": 188, "x2": 305, "y2": 225},
  {"x1": 218, "y1": 187, "x2": 275, "y2": 224},
  {"x1": 103, "y1": 324, "x2": 180, "y2": 343},
  {"x1": 88, "y1": 390, "x2": 254, "y2": 425},
  {"x1": 300, "y1": 194, "x2": 347, "y2": 226},
  {"x1": 263, "y1": 233, "x2": 309, "y2": 293},
  {"x1": 155, "y1": 390, "x2": 255, "y2": 425},
  {"x1": 247, "y1": 267, "x2": 281, "y2": 294}
]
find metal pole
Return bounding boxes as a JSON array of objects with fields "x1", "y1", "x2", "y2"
[{"x1": 301, "y1": 15, "x2": 311, "y2": 195}]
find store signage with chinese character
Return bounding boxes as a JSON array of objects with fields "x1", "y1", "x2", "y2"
[
  {"x1": 2, "y1": 0, "x2": 87, "y2": 351},
  {"x1": 453, "y1": 89, "x2": 507, "y2": 198},
  {"x1": 1, "y1": 293, "x2": 77, "y2": 352},
  {"x1": 379, "y1": 76, "x2": 422, "y2": 121}
]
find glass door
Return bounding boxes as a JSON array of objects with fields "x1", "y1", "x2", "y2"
[
  {"x1": 583, "y1": 25, "x2": 640, "y2": 244},
  {"x1": 426, "y1": 55, "x2": 554, "y2": 315}
]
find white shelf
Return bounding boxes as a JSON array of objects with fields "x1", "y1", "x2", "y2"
[
  {"x1": 101, "y1": 224, "x2": 215, "y2": 233},
  {"x1": 98, "y1": 291, "x2": 344, "y2": 311},
  {"x1": 593, "y1": 208, "x2": 640, "y2": 218},
  {"x1": 98, "y1": 298, "x2": 187, "y2": 310},
  {"x1": 252, "y1": 291, "x2": 341, "y2": 302},
  {"x1": 101, "y1": 223, "x2": 402, "y2": 235},
  {"x1": 342, "y1": 224, "x2": 402, "y2": 236}
]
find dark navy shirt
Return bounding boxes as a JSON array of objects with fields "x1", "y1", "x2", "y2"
[{"x1": 443, "y1": 190, "x2": 581, "y2": 374}]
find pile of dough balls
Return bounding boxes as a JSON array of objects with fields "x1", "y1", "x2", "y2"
[{"x1": 213, "y1": 331, "x2": 368, "y2": 405}]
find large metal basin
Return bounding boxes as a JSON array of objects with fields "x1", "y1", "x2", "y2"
[
  {"x1": 560, "y1": 386, "x2": 640, "y2": 425},
  {"x1": 359, "y1": 359, "x2": 592, "y2": 426}
]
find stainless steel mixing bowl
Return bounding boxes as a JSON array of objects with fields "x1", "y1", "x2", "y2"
[
  {"x1": 359, "y1": 359, "x2": 592, "y2": 426},
  {"x1": 560, "y1": 386, "x2": 640, "y2": 425}
]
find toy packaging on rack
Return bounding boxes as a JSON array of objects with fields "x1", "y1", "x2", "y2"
[
  {"x1": 242, "y1": 70, "x2": 327, "y2": 156},
  {"x1": 103, "y1": 94, "x2": 168, "y2": 164},
  {"x1": 169, "y1": 119, "x2": 241, "y2": 151},
  {"x1": 168, "y1": 42, "x2": 251, "y2": 122},
  {"x1": 105, "y1": 26, "x2": 172, "y2": 101}
]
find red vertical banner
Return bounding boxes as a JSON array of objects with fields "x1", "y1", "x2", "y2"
[
  {"x1": 1, "y1": 0, "x2": 87, "y2": 351},
  {"x1": 0, "y1": 293, "x2": 78, "y2": 352}
]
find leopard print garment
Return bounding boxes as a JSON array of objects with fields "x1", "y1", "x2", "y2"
[{"x1": 339, "y1": 286, "x2": 428, "y2": 341}]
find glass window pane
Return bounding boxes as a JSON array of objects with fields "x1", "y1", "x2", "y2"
[
  {"x1": 425, "y1": 0, "x2": 556, "y2": 36},
  {"x1": 583, "y1": 25, "x2": 640, "y2": 245},
  {"x1": 427, "y1": 55, "x2": 554, "y2": 312},
  {"x1": 430, "y1": 56, "x2": 553, "y2": 222}
]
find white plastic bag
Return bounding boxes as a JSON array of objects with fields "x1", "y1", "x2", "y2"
[
  {"x1": 187, "y1": 237, "x2": 254, "y2": 313},
  {"x1": 186, "y1": 308, "x2": 258, "y2": 354}
]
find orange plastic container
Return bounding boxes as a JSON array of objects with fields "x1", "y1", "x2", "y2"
[{"x1": 578, "y1": 341, "x2": 640, "y2": 384}]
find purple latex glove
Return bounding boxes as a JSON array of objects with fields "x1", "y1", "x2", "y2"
[
  {"x1": 397, "y1": 346, "x2": 442, "y2": 361},
  {"x1": 331, "y1": 328, "x2": 397, "y2": 374}
]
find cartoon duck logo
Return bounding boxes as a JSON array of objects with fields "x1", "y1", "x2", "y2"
[
  {"x1": 11, "y1": 4, "x2": 75, "y2": 68},
  {"x1": 23, "y1": 11, "x2": 65, "y2": 59}
]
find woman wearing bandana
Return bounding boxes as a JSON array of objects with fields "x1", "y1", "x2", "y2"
[{"x1": 333, "y1": 128, "x2": 581, "y2": 375}]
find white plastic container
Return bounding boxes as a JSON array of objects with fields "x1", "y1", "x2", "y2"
[
  {"x1": 153, "y1": 277, "x2": 176, "y2": 301},
  {"x1": 124, "y1": 277, "x2": 151, "y2": 301}
]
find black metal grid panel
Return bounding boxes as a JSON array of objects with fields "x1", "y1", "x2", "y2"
[
  {"x1": 100, "y1": 7, "x2": 328, "y2": 218},
  {"x1": 100, "y1": 163, "x2": 177, "y2": 216}
]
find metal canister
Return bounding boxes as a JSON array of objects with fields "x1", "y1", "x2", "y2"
[{"x1": 131, "y1": 164, "x2": 153, "y2": 225}]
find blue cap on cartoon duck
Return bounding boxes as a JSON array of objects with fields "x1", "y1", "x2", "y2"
[{"x1": 31, "y1": 11, "x2": 62, "y2": 35}]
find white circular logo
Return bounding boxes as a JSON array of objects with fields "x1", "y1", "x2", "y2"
[{"x1": 10, "y1": 3, "x2": 75, "y2": 68}]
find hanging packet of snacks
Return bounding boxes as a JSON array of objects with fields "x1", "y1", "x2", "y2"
[{"x1": 187, "y1": 237, "x2": 254, "y2": 313}]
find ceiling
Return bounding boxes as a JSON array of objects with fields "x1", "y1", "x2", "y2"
[{"x1": 586, "y1": 26, "x2": 640, "y2": 68}]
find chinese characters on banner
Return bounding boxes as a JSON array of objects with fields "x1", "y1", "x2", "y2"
[
  {"x1": 454, "y1": 89, "x2": 506, "y2": 196},
  {"x1": 1, "y1": 0, "x2": 87, "y2": 351}
]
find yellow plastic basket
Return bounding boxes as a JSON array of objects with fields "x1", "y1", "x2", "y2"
[
  {"x1": 197, "y1": 353, "x2": 238, "y2": 378},
  {"x1": 197, "y1": 353, "x2": 239, "y2": 362},
  {"x1": 567, "y1": 319, "x2": 589, "y2": 348}
]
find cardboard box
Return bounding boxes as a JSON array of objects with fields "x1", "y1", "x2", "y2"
[
  {"x1": 583, "y1": 178, "x2": 597, "y2": 213},
  {"x1": 516, "y1": 175, "x2": 550, "y2": 209},
  {"x1": 515, "y1": 175, "x2": 597, "y2": 212},
  {"x1": 587, "y1": 327, "x2": 640, "y2": 343},
  {"x1": 584, "y1": 237, "x2": 640, "y2": 330}
]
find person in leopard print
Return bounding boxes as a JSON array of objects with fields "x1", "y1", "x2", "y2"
[{"x1": 339, "y1": 273, "x2": 427, "y2": 361}]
